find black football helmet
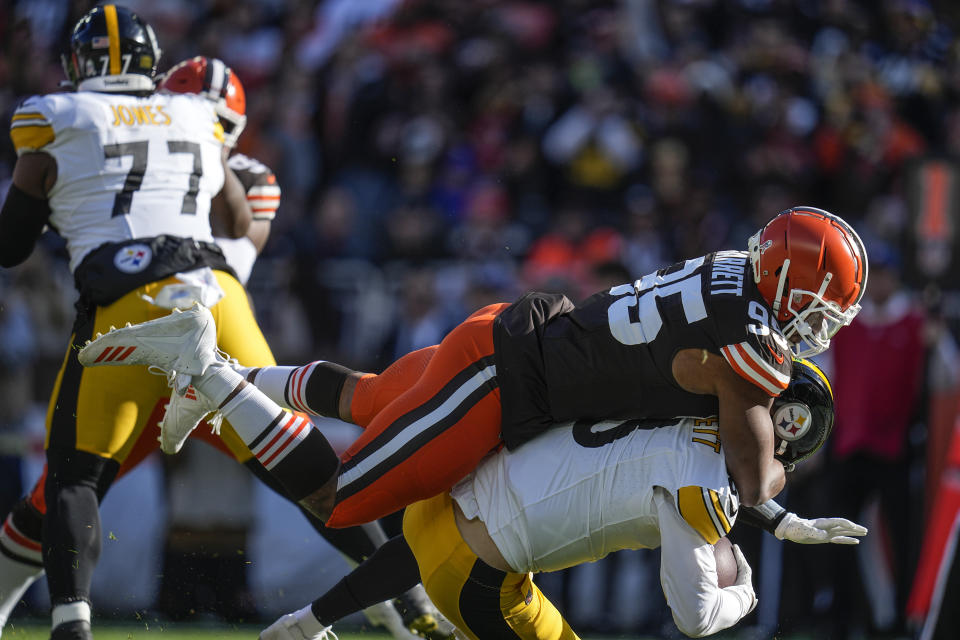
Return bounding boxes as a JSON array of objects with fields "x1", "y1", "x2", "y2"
[
  {"x1": 61, "y1": 4, "x2": 161, "y2": 93},
  {"x1": 771, "y1": 358, "x2": 834, "y2": 468}
]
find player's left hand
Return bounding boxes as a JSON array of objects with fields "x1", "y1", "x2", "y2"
[{"x1": 774, "y1": 512, "x2": 867, "y2": 544}]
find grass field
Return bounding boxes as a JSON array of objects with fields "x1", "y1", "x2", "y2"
[
  {"x1": 2, "y1": 622, "x2": 395, "y2": 640},
  {"x1": 2, "y1": 622, "x2": 829, "y2": 640},
  {"x1": 4, "y1": 618, "x2": 826, "y2": 640},
  {"x1": 0, "y1": 621, "x2": 675, "y2": 640}
]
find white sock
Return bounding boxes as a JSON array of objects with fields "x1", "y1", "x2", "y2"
[
  {"x1": 0, "y1": 552, "x2": 43, "y2": 629},
  {"x1": 238, "y1": 363, "x2": 329, "y2": 414},
  {"x1": 193, "y1": 364, "x2": 313, "y2": 471},
  {"x1": 292, "y1": 603, "x2": 328, "y2": 637},
  {"x1": 51, "y1": 601, "x2": 90, "y2": 628},
  {"x1": 194, "y1": 364, "x2": 278, "y2": 439},
  {"x1": 235, "y1": 365, "x2": 297, "y2": 409}
]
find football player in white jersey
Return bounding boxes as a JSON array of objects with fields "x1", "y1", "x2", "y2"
[
  {"x1": 0, "y1": 41, "x2": 450, "y2": 640},
  {"x1": 260, "y1": 360, "x2": 866, "y2": 640},
  {"x1": 0, "y1": 6, "x2": 260, "y2": 640}
]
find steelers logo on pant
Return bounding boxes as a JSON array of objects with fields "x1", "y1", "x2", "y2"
[{"x1": 113, "y1": 244, "x2": 153, "y2": 273}]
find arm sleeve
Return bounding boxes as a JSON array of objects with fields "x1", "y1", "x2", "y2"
[
  {"x1": 655, "y1": 488, "x2": 755, "y2": 637},
  {"x1": 0, "y1": 184, "x2": 51, "y2": 268}
]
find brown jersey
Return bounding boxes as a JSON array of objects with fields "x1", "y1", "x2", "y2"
[{"x1": 493, "y1": 250, "x2": 792, "y2": 450}]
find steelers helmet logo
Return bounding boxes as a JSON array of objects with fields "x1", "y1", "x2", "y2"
[
  {"x1": 114, "y1": 243, "x2": 152, "y2": 273},
  {"x1": 773, "y1": 402, "x2": 812, "y2": 441}
]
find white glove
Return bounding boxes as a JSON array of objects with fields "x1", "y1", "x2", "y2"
[
  {"x1": 774, "y1": 512, "x2": 868, "y2": 545},
  {"x1": 260, "y1": 605, "x2": 336, "y2": 640},
  {"x1": 730, "y1": 543, "x2": 758, "y2": 614}
]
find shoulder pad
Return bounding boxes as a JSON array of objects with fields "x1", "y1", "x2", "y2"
[
  {"x1": 10, "y1": 96, "x2": 55, "y2": 155},
  {"x1": 714, "y1": 294, "x2": 792, "y2": 396},
  {"x1": 171, "y1": 94, "x2": 225, "y2": 144},
  {"x1": 721, "y1": 331, "x2": 791, "y2": 396}
]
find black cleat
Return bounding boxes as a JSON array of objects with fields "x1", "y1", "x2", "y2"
[
  {"x1": 393, "y1": 590, "x2": 456, "y2": 640},
  {"x1": 50, "y1": 620, "x2": 92, "y2": 640}
]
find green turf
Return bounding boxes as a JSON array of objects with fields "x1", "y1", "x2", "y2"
[
  {"x1": 2, "y1": 622, "x2": 395, "y2": 640},
  {"x1": 3, "y1": 620, "x2": 817, "y2": 639}
]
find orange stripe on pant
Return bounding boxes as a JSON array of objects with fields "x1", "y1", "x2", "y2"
[{"x1": 328, "y1": 303, "x2": 510, "y2": 528}]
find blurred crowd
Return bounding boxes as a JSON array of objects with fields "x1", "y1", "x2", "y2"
[{"x1": 2, "y1": 0, "x2": 960, "y2": 637}]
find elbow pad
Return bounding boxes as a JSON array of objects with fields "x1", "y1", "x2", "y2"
[
  {"x1": 0, "y1": 184, "x2": 51, "y2": 267},
  {"x1": 737, "y1": 499, "x2": 787, "y2": 535}
]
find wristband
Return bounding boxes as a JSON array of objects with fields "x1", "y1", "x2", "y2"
[{"x1": 737, "y1": 499, "x2": 787, "y2": 535}]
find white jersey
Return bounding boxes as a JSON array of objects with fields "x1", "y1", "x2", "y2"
[
  {"x1": 11, "y1": 91, "x2": 226, "y2": 272},
  {"x1": 452, "y1": 416, "x2": 753, "y2": 637},
  {"x1": 215, "y1": 236, "x2": 257, "y2": 286},
  {"x1": 451, "y1": 416, "x2": 739, "y2": 574}
]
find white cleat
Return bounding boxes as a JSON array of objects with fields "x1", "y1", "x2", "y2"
[
  {"x1": 78, "y1": 304, "x2": 219, "y2": 377},
  {"x1": 159, "y1": 383, "x2": 221, "y2": 455}
]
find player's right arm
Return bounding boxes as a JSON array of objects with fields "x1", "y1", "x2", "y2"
[
  {"x1": 0, "y1": 100, "x2": 58, "y2": 267},
  {"x1": 713, "y1": 366, "x2": 785, "y2": 506},
  {"x1": 673, "y1": 349, "x2": 785, "y2": 506}
]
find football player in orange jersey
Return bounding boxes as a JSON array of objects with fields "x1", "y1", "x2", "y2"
[{"x1": 80, "y1": 207, "x2": 867, "y2": 533}]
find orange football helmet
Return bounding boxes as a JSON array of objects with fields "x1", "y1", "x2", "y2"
[
  {"x1": 159, "y1": 56, "x2": 247, "y2": 148},
  {"x1": 748, "y1": 206, "x2": 868, "y2": 357}
]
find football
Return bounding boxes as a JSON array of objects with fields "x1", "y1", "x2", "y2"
[{"x1": 714, "y1": 536, "x2": 738, "y2": 588}]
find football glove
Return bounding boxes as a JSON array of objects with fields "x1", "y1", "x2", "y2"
[
  {"x1": 260, "y1": 605, "x2": 336, "y2": 640},
  {"x1": 774, "y1": 512, "x2": 867, "y2": 545}
]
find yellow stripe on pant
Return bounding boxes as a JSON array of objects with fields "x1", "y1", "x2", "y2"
[
  {"x1": 403, "y1": 493, "x2": 579, "y2": 640},
  {"x1": 45, "y1": 270, "x2": 275, "y2": 463}
]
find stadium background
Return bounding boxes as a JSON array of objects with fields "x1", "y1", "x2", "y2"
[{"x1": 2, "y1": 0, "x2": 960, "y2": 638}]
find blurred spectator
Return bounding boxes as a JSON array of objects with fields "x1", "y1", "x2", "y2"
[
  {"x1": 3, "y1": 0, "x2": 960, "y2": 632},
  {"x1": 820, "y1": 244, "x2": 928, "y2": 638},
  {"x1": 0, "y1": 276, "x2": 34, "y2": 515},
  {"x1": 157, "y1": 441, "x2": 258, "y2": 623},
  {"x1": 376, "y1": 266, "x2": 455, "y2": 368}
]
